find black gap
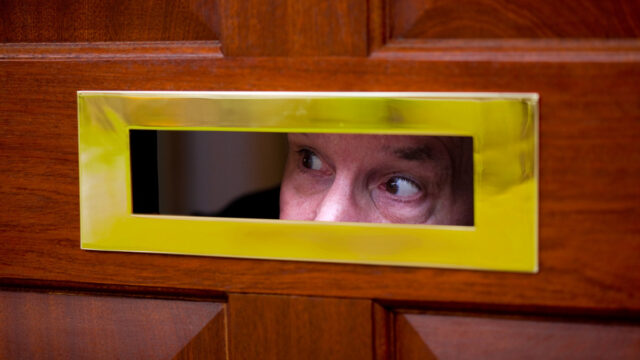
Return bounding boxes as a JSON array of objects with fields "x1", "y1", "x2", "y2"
[{"x1": 129, "y1": 130, "x2": 159, "y2": 214}]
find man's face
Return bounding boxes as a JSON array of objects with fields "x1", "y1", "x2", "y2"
[{"x1": 279, "y1": 133, "x2": 473, "y2": 225}]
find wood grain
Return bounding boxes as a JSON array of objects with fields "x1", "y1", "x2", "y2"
[
  {"x1": 370, "y1": 39, "x2": 640, "y2": 62},
  {"x1": 218, "y1": 0, "x2": 367, "y2": 56},
  {"x1": 227, "y1": 293, "x2": 372, "y2": 359},
  {"x1": 2, "y1": 1, "x2": 639, "y2": 357},
  {"x1": 0, "y1": 41, "x2": 223, "y2": 60},
  {"x1": 0, "y1": 43, "x2": 639, "y2": 316},
  {"x1": 367, "y1": 0, "x2": 388, "y2": 53},
  {"x1": 395, "y1": 312, "x2": 640, "y2": 359},
  {"x1": 0, "y1": 0, "x2": 220, "y2": 42},
  {"x1": 373, "y1": 302, "x2": 392, "y2": 360},
  {"x1": 0, "y1": 289, "x2": 226, "y2": 359},
  {"x1": 391, "y1": 0, "x2": 640, "y2": 40},
  {"x1": 173, "y1": 305, "x2": 228, "y2": 360}
]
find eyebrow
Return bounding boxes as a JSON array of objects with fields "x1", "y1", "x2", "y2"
[{"x1": 390, "y1": 144, "x2": 434, "y2": 162}]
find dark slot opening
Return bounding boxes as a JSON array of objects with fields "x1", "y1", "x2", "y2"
[{"x1": 129, "y1": 130, "x2": 159, "y2": 214}]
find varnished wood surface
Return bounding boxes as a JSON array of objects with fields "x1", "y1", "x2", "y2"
[
  {"x1": 0, "y1": 0, "x2": 219, "y2": 42},
  {"x1": 1, "y1": 45, "x2": 639, "y2": 315},
  {"x1": 371, "y1": 39, "x2": 640, "y2": 62},
  {"x1": 391, "y1": 0, "x2": 640, "y2": 40},
  {"x1": 373, "y1": 303, "x2": 392, "y2": 360},
  {"x1": 227, "y1": 294, "x2": 372, "y2": 359},
  {"x1": 0, "y1": 41, "x2": 223, "y2": 60},
  {"x1": 395, "y1": 311, "x2": 640, "y2": 359},
  {"x1": 218, "y1": 0, "x2": 367, "y2": 56},
  {"x1": 2, "y1": 1, "x2": 639, "y2": 358},
  {"x1": 0, "y1": 289, "x2": 226, "y2": 359},
  {"x1": 173, "y1": 304, "x2": 228, "y2": 360}
]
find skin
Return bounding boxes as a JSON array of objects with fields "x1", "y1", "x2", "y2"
[{"x1": 279, "y1": 133, "x2": 474, "y2": 225}]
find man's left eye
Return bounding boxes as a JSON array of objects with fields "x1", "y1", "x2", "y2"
[
  {"x1": 299, "y1": 149, "x2": 324, "y2": 171},
  {"x1": 384, "y1": 176, "x2": 421, "y2": 197}
]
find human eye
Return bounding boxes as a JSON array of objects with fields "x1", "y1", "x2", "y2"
[
  {"x1": 382, "y1": 176, "x2": 422, "y2": 198},
  {"x1": 298, "y1": 149, "x2": 323, "y2": 170},
  {"x1": 296, "y1": 148, "x2": 333, "y2": 176},
  {"x1": 371, "y1": 174, "x2": 431, "y2": 223}
]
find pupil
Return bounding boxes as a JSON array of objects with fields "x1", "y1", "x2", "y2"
[
  {"x1": 301, "y1": 150, "x2": 315, "y2": 169},
  {"x1": 302, "y1": 154, "x2": 311, "y2": 168},
  {"x1": 385, "y1": 179, "x2": 399, "y2": 194}
]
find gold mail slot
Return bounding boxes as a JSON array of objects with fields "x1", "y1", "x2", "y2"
[{"x1": 78, "y1": 92, "x2": 538, "y2": 272}]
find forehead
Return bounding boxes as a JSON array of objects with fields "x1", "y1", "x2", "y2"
[
  {"x1": 289, "y1": 133, "x2": 436, "y2": 147},
  {"x1": 287, "y1": 133, "x2": 453, "y2": 158}
]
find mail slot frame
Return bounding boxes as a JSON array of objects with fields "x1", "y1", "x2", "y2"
[{"x1": 78, "y1": 91, "x2": 538, "y2": 272}]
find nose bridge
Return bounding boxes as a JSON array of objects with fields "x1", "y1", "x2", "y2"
[{"x1": 314, "y1": 173, "x2": 360, "y2": 222}]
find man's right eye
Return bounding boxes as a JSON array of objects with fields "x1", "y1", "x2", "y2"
[
  {"x1": 299, "y1": 149, "x2": 324, "y2": 171},
  {"x1": 384, "y1": 176, "x2": 421, "y2": 198}
]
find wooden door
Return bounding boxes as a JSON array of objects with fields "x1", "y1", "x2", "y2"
[{"x1": 1, "y1": 0, "x2": 640, "y2": 358}]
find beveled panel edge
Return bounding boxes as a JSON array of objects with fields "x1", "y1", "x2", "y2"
[
  {"x1": 0, "y1": 41, "x2": 223, "y2": 61},
  {"x1": 370, "y1": 39, "x2": 640, "y2": 62},
  {"x1": 0, "y1": 277, "x2": 228, "y2": 301}
]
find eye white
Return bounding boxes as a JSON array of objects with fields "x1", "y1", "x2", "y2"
[{"x1": 308, "y1": 153, "x2": 323, "y2": 170}]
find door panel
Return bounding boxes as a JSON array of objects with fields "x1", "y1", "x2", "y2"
[
  {"x1": 395, "y1": 311, "x2": 640, "y2": 359},
  {"x1": 390, "y1": 0, "x2": 640, "y2": 39},
  {"x1": 0, "y1": 289, "x2": 226, "y2": 359},
  {"x1": 1, "y1": 0, "x2": 639, "y2": 358},
  {"x1": 0, "y1": 0, "x2": 219, "y2": 42}
]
